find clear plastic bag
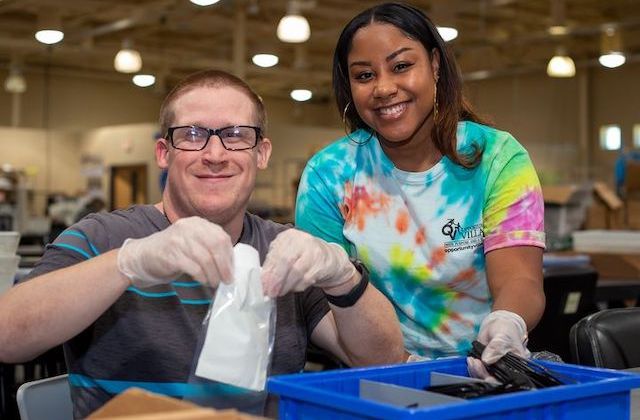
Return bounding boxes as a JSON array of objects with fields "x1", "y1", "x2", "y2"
[{"x1": 185, "y1": 243, "x2": 276, "y2": 414}]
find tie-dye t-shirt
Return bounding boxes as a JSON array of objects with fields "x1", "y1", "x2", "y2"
[{"x1": 295, "y1": 121, "x2": 545, "y2": 358}]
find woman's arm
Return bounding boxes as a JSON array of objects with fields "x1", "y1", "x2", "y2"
[{"x1": 485, "y1": 246, "x2": 545, "y2": 330}]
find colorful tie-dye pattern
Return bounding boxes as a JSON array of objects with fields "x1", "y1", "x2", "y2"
[{"x1": 296, "y1": 121, "x2": 545, "y2": 358}]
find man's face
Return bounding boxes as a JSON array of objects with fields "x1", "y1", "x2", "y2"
[{"x1": 156, "y1": 85, "x2": 271, "y2": 226}]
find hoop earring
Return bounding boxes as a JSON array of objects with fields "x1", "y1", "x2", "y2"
[
  {"x1": 433, "y1": 76, "x2": 439, "y2": 122},
  {"x1": 342, "y1": 101, "x2": 374, "y2": 145},
  {"x1": 342, "y1": 101, "x2": 351, "y2": 127}
]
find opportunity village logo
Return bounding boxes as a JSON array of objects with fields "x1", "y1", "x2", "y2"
[{"x1": 441, "y1": 218, "x2": 484, "y2": 253}]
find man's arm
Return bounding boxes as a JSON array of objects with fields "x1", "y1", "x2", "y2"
[
  {"x1": 310, "y1": 274, "x2": 405, "y2": 367},
  {"x1": 0, "y1": 250, "x2": 130, "y2": 363},
  {"x1": 261, "y1": 229, "x2": 405, "y2": 366},
  {"x1": 0, "y1": 216, "x2": 236, "y2": 364}
]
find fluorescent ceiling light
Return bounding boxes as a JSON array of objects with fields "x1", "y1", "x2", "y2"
[
  {"x1": 599, "y1": 52, "x2": 626, "y2": 68},
  {"x1": 132, "y1": 74, "x2": 156, "y2": 87},
  {"x1": 547, "y1": 55, "x2": 575, "y2": 78},
  {"x1": 548, "y1": 25, "x2": 568, "y2": 36},
  {"x1": 252, "y1": 54, "x2": 279, "y2": 68},
  {"x1": 114, "y1": 48, "x2": 142, "y2": 73},
  {"x1": 35, "y1": 30, "x2": 64, "y2": 45},
  {"x1": 277, "y1": 14, "x2": 310, "y2": 43},
  {"x1": 436, "y1": 26, "x2": 458, "y2": 42},
  {"x1": 189, "y1": 0, "x2": 221, "y2": 5},
  {"x1": 290, "y1": 89, "x2": 312, "y2": 101}
]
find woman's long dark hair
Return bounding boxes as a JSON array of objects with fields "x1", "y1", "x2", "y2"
[{"x1": 332, "y1": 2, "x2": 486, "y2": 168}]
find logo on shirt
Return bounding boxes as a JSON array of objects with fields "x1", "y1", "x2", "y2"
[{"x1": 441, "y1": 218, "x2": 484, "y2": 253}]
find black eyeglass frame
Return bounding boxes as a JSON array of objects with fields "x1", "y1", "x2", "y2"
[{"x1": 166, "y1": 125, "x2": 263, "y2": 151}]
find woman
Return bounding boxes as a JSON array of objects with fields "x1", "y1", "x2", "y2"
[{"x1": 295, "y1": 2, "x2": 545, "y2": 374}]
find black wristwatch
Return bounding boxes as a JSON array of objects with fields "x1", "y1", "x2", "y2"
[{"x1": 324, "y1": 259, "x2": 370, "y2": 308}]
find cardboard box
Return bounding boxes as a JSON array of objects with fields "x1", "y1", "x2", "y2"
[
  {"x1": 87, "y1": 388, "x2": 265, "y2": 420},
  {"x1": 543, "y1": 184, "x2": 593, "y2": 250},
  {"x1": 543, "y1": 183, "x2": 628, "y2": 250},
  {"x1": 542, "y1": 185, "x2": 585, "y2": 206},
  {"x1": 571, "y1": 230, "x2": 640, "y2": 279},
  {"x1": 584, "y1": 182, "x2": 624, "y2": 229},
  {"x1": 587, "y1": 253, "x2": 640, "y2": 280}
]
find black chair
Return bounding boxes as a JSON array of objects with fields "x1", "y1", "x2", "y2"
[
  {"x1": 527, "y1": 265, "x2": 598, "y2": 362},
  {"x1": 570, "y1": 307, "x2": 640, "y2": 369}
]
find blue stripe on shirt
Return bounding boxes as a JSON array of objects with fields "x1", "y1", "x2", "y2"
[
  {"x1": 180, "y1": 298, "x2": 212, "y2": 305},
  {"x1": 126, "y1": 287, "x2": 211, "y2": 305},
  {"x1": 126, "y1": 287, "x2": 177, "y2": 298},
  {"x1": 68, "y1": 374, "x2": 246, "y2": 397},
  {"x1": 53, "y1": 243, "x2": 92, "y2": 260},
  {"x1": 172, "y1": 281, "x2": 201, "y2": 288},
  {"x1": 61, "y1": 230, "x2": 100, "y2": 256}
]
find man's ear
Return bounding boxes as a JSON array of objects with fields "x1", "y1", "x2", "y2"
[
  {"x1": 156, "y1": 138, "x2": 170, "y2": 169},
  {"x1": 256, "y1": 137, "x2": 272, "y2": 170}
]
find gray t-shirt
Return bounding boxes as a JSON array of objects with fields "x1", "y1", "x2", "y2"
[{"x1": 26, "y1": 205, "x2": 330, "y2": 418}]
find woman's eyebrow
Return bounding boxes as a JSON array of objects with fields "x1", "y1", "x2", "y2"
[{"x1": 349, "y1": 47, "x2": 413, "y2": 68}]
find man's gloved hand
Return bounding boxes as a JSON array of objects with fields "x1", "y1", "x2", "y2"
[
  {"x1": 261, "y1": 229, "x2": 357, "y2": 297},
  {"x1": 117, "y1": 216, "x2": 233, "y2": 289},
  {"x1": 467, "y1": 310, "x2": 530, "y2": 380}
]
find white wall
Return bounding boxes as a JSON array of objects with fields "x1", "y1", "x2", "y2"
[
  {"x1": 0, "y1": 127, "x2": 82, "y2": 215},
  {"x1": 467, "y1": 62, "x2": 640, "y2": 186}
]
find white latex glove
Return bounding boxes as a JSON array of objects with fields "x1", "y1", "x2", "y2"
[
  {"x1": 467, "y1": 310, "x2": 530, "y2": 380},
  {"x1": 261, "y1": 229, "x2": 357, "y2": 297},
  {"x1": 117, "y1": 216, "x2": 233, "y2": 289}
]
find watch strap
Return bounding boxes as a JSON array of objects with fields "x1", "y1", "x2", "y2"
[{"x1": 325, "y1": 260, "x2": 369, "y2": 308}]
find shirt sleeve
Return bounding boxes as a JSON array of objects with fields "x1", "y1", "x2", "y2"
[
  {"x1": 24, "y1": 217, "x2": 108, "y2": 281},
  {"x1": 300, "y1": 286, "x2": 331, "y2": 337},
  {"x1": 295, "y1": 161, "x2": 350, "y2": 251},
  {"x1": 482, "y1": 135, "x2": 546, "y2": 253}
]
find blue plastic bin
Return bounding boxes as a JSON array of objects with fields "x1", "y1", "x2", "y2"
[{"x1": 268, "y1": 357, "x2": 640, "y2": 419}]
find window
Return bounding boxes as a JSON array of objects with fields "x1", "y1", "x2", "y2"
[
  {"x1": 599, "y1": 125, "x2": 621, "y2": 151},
  {"x1": 634, "y1": 124, "x2": 640, "y2": 149}
]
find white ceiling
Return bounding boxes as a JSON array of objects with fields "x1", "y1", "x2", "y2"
[{"x1": 1, "y1": 0, "x2": 640, "y2": 101}]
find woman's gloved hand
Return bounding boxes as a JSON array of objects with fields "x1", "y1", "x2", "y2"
[
  {"x1": 117, "y1": 216, "x2": 233, "y2": 289},
  {"x1": 261, "y1": 229, "x2": 358, "y2": 297},
  {"x1": 467, "y1": 310, "x2": 530, "y2": 379}
]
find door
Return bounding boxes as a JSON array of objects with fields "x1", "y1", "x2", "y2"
[{"x1": 110, "y1": 164, "x2": 147, "y2": 210}]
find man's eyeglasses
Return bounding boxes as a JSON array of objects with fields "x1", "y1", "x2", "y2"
[{"x1": 166, "y1": 125, "x2": 262, "y2": 151}]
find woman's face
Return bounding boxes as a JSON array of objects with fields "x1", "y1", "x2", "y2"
[{"x1": 347, "y1": 22, "x2": 439, "y2": 148}]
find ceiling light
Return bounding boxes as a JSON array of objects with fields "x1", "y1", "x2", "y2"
[
  {"x1": 599, "y1": 52, "x2": 626, "y2": 68},
  {"x1": 290, "y1": 89, "x2": 312, "y2": 101},
  {"x1": 189, "y1": 0, "x2": 221, "y2": 5},
  {"x1": 277, "y1": 14, "x2": 310, "y2": 43},
  {"x1": 599, "y1": 27, "x2": 625, "y2": 69},
  {"x1": 548, "y1": 25, "x2": 568, "y2": 36},
  {"x1": 548, "y1": 0, "x2": 568, "y2": 37},
  {"x1": 546, "y1": 52, "x2": 575, "y2": 78},
  {"x1": 114, "y1": 40, "x2": 142, "y2": 73},
  {"x1": 252, "y1": 54, "x2": 279, "y2": 68},
  {"x1": 4, "y1": 68, "x2": 26, "y2": 94},
  {"x1": 34, "y1": 12, "x2": 64, "y2": 45},
  {"x1": 437, "y1": 26, "x2": 458, "y2": 42},
  {"x1": 35, "y1": 30, "x2": 64, "y2": 45},
  {"x1": 132, "y1": 74, "x2": 156, "y2": 87}
]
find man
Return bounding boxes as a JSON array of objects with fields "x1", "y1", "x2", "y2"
[{"x1": 0, "y1": 70, "x2": 404, "y2": 418}]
